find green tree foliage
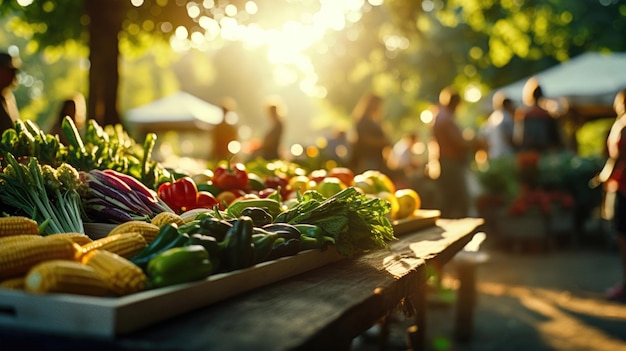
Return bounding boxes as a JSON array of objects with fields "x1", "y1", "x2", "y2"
[
  {"x1": 0, "y1": 0, "x2": 247, "y2": 126},
  {"x1": 1, "y1": 0, "x2": 625, "y2": 144},
  {"x1": 314, "y1": 0, "x2": 626, "y2": 135}
]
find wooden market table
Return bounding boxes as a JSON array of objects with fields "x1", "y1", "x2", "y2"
[{"x1": 0, "y1": 217, "x2": 484, "y2": 351}]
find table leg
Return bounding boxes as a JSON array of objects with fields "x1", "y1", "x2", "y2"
[
  {"x1": 377, "y1": 315, "x2": 390, "y2": 351},
  {"x1": 406, "y1": 269, "x2": 427, "y2": 351},
  {"x1": 454, "y1": 261, "x2": 476, "y2": 341}
]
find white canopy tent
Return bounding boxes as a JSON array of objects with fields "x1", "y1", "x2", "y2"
[
  {"x1": 124, "y1": 91, "x2": 224, "y2": 163},
  {"x1": 493, "y1": 52, "x2": 626, "y2": 120},
  {"x1": 125, "y1": 91, "x2": 223, "y2": 133}
]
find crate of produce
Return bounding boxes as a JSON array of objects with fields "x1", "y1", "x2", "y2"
[
  {"x1": 0, "y1": 248, "x2": 344, "y2": 338},
  {"x1": 392, "y1": 209, "x2": 441, "y2": 236}
]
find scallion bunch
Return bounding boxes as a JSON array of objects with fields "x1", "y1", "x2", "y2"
[{"x1": 0, "y1": 153, "x2": 84, "y2": 235}]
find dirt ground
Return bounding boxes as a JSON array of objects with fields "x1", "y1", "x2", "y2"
[{"x1": 352, "y1": 233, "x2": 626, "y2": 351}]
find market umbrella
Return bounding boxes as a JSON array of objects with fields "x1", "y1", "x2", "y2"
[{"x1": 125, "y1": 91, "x2": 222, "y2": 133}]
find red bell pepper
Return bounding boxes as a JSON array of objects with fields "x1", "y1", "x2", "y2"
[
  {"x1": 213, "y1": 161, "x2": 249, "y2": 191},
  {"x1": 191, "y1": 191, "x2": 219, "y2": 210},
  {"x1": 157, "y1": 177, "x2": 198, "y2": 213}
]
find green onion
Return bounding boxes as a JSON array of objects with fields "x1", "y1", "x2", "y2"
[{"x1": 0, "y1": 154, "x2": 84, "y2": 235}]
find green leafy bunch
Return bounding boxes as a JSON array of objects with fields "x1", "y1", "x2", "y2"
[
  {"x1": 0, "y1": 153, "x2": 83, "y2": 234},
  {"x1": 275, "y1": 187, "x2": 396, "y2": 257}
]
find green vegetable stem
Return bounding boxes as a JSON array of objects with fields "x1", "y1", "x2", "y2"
[
  {"x1": 219, "y1": 216, "x2": 255, "y2": 272},
  {"x1": 0, "y1": 154, "x2": 84, "y2": 235},
  {"x1": 130, "y1": 224, "x2": 190, "y2": 269}
]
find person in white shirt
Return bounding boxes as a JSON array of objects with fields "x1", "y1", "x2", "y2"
[
  {"x1": 479, "y1": 91, "x2": 516, "y2": 159},
  {"x1": 387, "y1": 132, "x2": 423, "y2": 170},
  {"x1": 0, "y1": 52, "x2": 21, "y2": 135}
]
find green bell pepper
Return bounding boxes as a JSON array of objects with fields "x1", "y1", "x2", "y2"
[
  {"x1": 147, "y1": 245, "x2": 213, "y2": 288},
  {"x1": 187, "y1": 233, "x2": 221, "y2": 272}
]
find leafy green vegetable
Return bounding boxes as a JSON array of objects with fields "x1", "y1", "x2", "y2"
[
  {"x1": 0, "y1": 117, "x2": 170, "y2": 191},
  {"x1": 274, "y1": 187, "x2": 396, "y2": 257},
  {"x1": 0, "y1": 154, "x2": 84, "y2": 234}
]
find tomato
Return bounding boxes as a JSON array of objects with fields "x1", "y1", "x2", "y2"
[
  {"x1": 213, "y1": 162, "x2": 249, "y2": 191},
  {"x1": 308, "y1": 169, "x2": 328, "y2": 183},
  {"x1": 157, "y1": 177, "x2": 198, "y2": 213},
  {"x1": 328, "y1": 167, "x2": 355, "y2": 187}
]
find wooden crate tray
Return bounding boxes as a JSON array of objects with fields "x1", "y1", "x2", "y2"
[
  {"x1": 0, "y1": 248, "x2": 344, "y2": 338},
  {"x1": 392, "y1": 209, "x2": 441, "y2": 236}
]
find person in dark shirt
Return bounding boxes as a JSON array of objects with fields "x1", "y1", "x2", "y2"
[
  {"x1": 432, "y1": 86, "x2": 473, "y2": 218},
  {"x1": 349, "y1": 93, "x2": 391, "y2": 173},
  {"x1": 49, "y1": 93, "x2": 87, "y2": 146},
  {"x1": 212, "y1": 97, "x2": 239, "y2": 161},
  {"x1": 0, "y1": 52, "x2": 21, "y2": 136},
  {"x1": 258, "y1": 96, "x2": 285, "y2": 160},
  {"x1": 513, "y1": 77, "x2": 563, "y2": 152}
]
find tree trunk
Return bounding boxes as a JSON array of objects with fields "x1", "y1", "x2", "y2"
[{"x1": 86, "y1": 0, "x2": 124, "y2": 126}]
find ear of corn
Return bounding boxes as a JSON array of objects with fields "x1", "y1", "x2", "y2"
[
  {"x1": 0, "y1": 216, "x2": 39, "y2": 237},
  {"x1": 151, "y1": 212, "x2": 185, "y2": 228},
  {"x1": 82, "y1": 249, "x2": 147, "y2": 296},
  {"x1": 49, "y1": 233, "x2": 93, "y2": 246},
  {"x1": 108, "y1": 221, "x2": 160, "y2": 245},
  {"x1": 0, "y1": 234, "x2": 43, "y2": 246},
  {"x1": 0, "y1": 276, "x2": 25, "y2": 290},
  {"x1": 0, "y1": 236, "x2": 81, "y2": 280},
  {"x1": 24, "y1": 260, "x2": 112, "y2": 296},
  {"x1": 81, "y1": 232, "x2": 147, "y2": 259}
]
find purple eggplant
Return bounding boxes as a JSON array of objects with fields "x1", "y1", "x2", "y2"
[
  {"x1": 87, "y1": 180, "x2": 152, "y2": 215},
  {"x1": 88, "y1": 169, "x2": 133, "y2": 193},
  {"x1": 85, "y1": 203, "x2": 137, "y2": 223},
  {"x1": 102, "y1": 169, "x2": 159, "y2": 202}
]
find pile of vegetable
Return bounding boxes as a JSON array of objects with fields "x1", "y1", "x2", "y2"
[
  {"x1": 0, "y1": 118, "x2": 411, "y2": 296},
  {"x1": 129, "y1": 186, "x2": 395, "y2": 288}
]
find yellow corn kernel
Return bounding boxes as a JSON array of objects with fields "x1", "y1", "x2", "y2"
[
  {"x1": 82, "y1": 249, "x2": 147, "y2": 296},
  {"x1": 150, "y1": 212, "x2": 185, "y2": 228},
  {"x1": 0, "y1": 234, "x2": 43, "y2": 246},
  {"x1": 49, "y1": 233, "x2": 93, "y2": 246},
  {"x1": 0, "y1": 216, "x2": 39, "y2": 237},
  {"x1": 81, "y1": 232, "x2": 147, "y2": 259},
  {"x1": 108, "y1": 221, "x2": 160, "y2": 245},
  {"x1": 0, "y1": 276, "x2": 25, "y2": 290},
  {"x1": 0, "y1": 236, "x2": 80, "y2": 280},
  {"x1": 24, "y1": 260, "x2": 112, "y2": 296}
]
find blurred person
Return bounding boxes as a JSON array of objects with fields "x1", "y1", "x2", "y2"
[
  {"x1": 432, "y1": 86, "x2": 473, "y2": 218},
  {"x1": 387, "y1": 132, "x2": 424, "y2": 188},
  {"x1": 212, "y1": 96, "x2": 239, "y2": 161},
  {"x1": 478, "y1": 91, "x2": 516, "y2": 159},
  {"x1": 387, "y1": 132, "x2": 419, "y2": 170},
  {"x1": 0, "y1": 52, "x2": 21, "y2": 135},
  {"x1": 324, "y1": 128, "x2": 351, "y2": 165},
  {"x1": 258, "y1": 95, "x2": 285, "y2": 160},
  {"x1": 50, "y1": 93, "x2": 87, "y2": 146},
  {"x1": 349, "y1": 93, "x2": 391, "y2": 173},
  {"x1": 513, "y1": 77, "x2": 563, "y2": 152},
  {"x1": 604, "y1": 89, "x2": 626, "y2": 301}
]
